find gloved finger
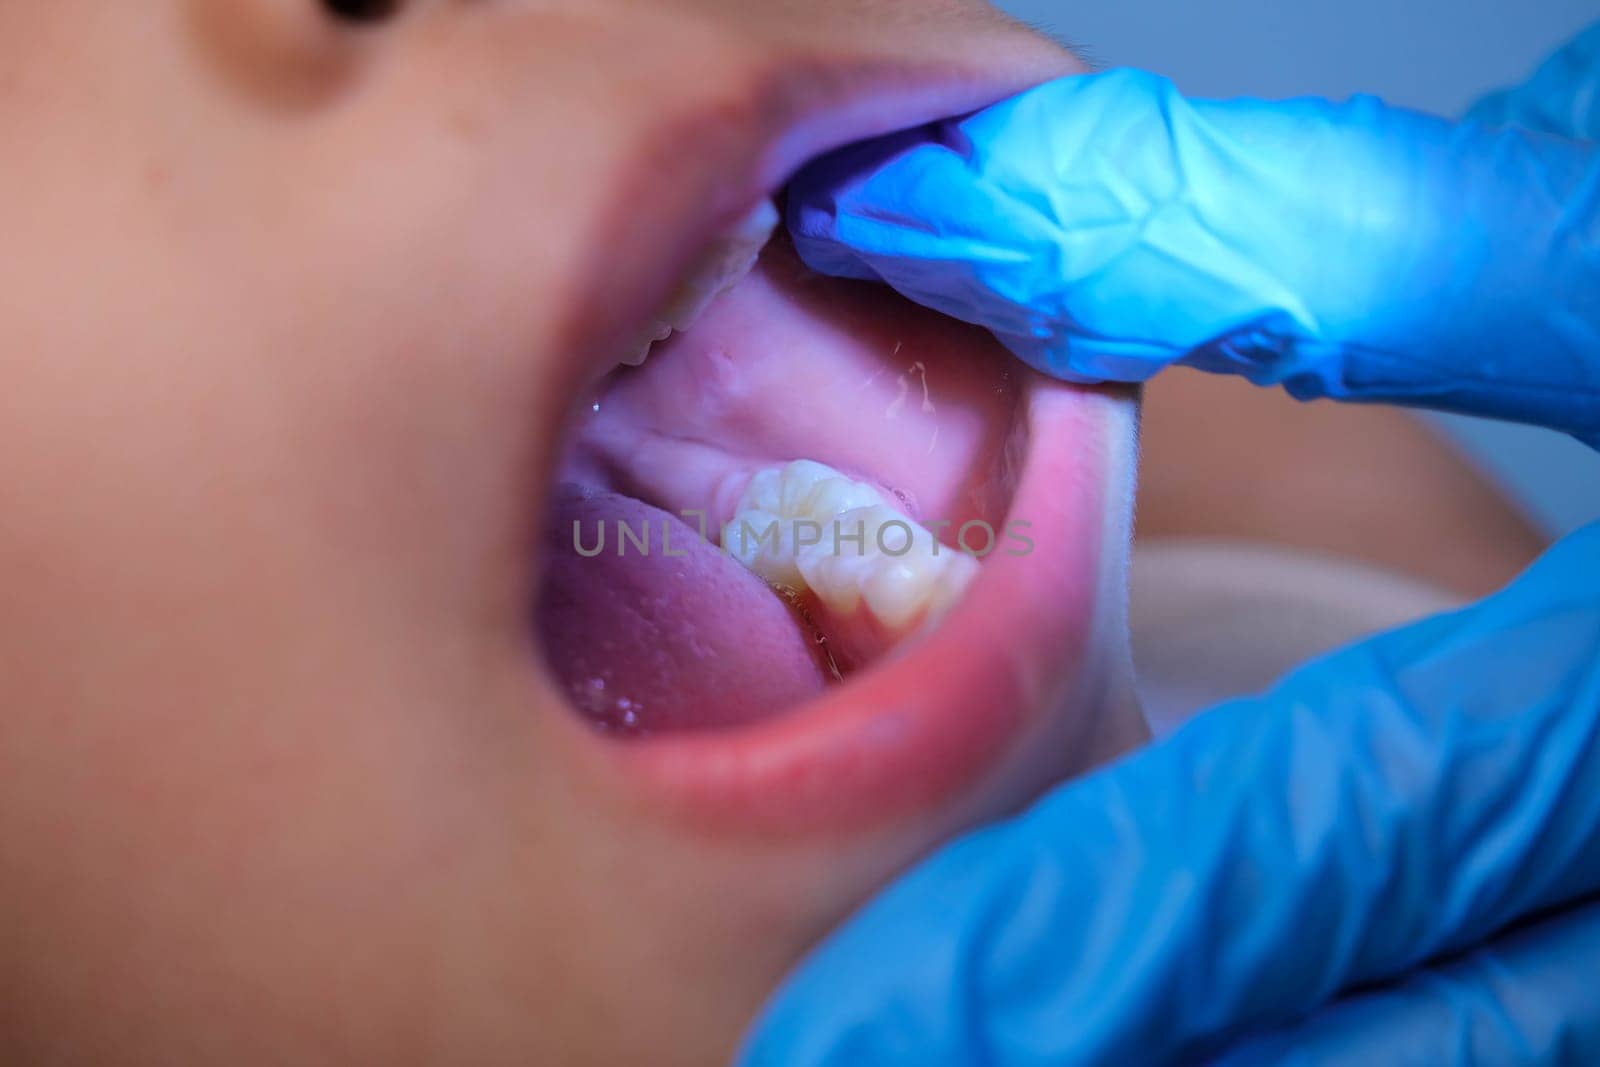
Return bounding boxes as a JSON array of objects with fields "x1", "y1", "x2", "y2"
[
  {"x1": 1214, "y1": 897, "x2": 1600, "y2": 1067},
  {"x1": 1468, "y1": 21, "x2": 1600, "y2": 139},
  {"x1": 742, "y1": 524, "x2": 1600, "y2": 1066},
  {"x1": 787, "y1": 68, "x2": 1600, "y2": 445}
]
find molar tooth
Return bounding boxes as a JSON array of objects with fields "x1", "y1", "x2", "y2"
[
  {"x1": 861, "y1": 549, "x2": 978, "y2": 631},
  {"x1": 796, "y1": 476, "x2": 883, "y2": 522},
  {"x1": 860, "y1": 560, "x2": 936, "y2": 630},
  {"x1": 725, "y1": 461, "x2": 979, "y2": 635},
  {"x1": 803, "y1": 505, "x2": 949, "y2": 629},
  {"x1": 771, "y1": 459, "x2": 836, "y2": 516},
  {"x1": 737, "y1": 468, "x2": 786, "y2": 516},
  {"x1": 924, "y1": 553, "x2": 981, "y2": 619},
  {"x1": 722, "y1": 508, "x2": 803, "y2": 589},
  {"x1": 733, "y1": 460, "x2": 880, "y2": 525}
]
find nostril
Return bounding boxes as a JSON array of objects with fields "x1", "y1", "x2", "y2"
[{"x1": 320, "y1": 0, "x2": 403, "y2": 25}]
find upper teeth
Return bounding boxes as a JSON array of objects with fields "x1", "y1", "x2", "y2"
[
  {"x1": 722, "y1": 460, "x2": 979, "y2": 632},
  {"x1": 620, "y1": 199, "x2": 779, "y2": 368}
]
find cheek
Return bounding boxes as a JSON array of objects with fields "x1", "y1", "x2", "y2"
[{"x1": 181, "y1": 0, "x2": 374, "y2": 109}]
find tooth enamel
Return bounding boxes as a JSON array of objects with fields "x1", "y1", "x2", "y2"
[
  {"x1": 618, "y1": 200, "x2": 779, "y2": 370},
  {"x1": 661, "y1": 198, "x2": 779, "y2": 330},
  {"x1": 621, "y1": 320, "x2": 675, "y2": 367},
  {"x1": 723, "y1": 461, "x2": 979, "y2": 633},
  {"x1": 724, "y1": 507, "x2": 805, "y2": 589}
]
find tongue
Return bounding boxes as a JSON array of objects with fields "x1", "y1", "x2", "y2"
[{"x1": 536, "y1": 484, "x2": 829, "y2": 734}]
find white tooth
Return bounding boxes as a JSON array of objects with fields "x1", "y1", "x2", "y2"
[
  {"x1": 722, "y1": 508, "x2": 804, "y2": 589},
  {"x1": 620, "y1": 320, "x2": 674, "y2": 367},
  {"x1": 861, "y1": 559, "x2": 940, "y2": 630},
  {"x1": 657, "y1": 199, "x2": 780, "y2": 333},
  {"x1": 794, "y1": 474, "x2": 883, "y2": 519},
  {"x1": 922, "y1": 552, "x2": 980, "y2": 620},
  {"x1": 724, "y1": 460, "x2": 979, "y2": 634},
  {"x1": 737, "y1": 466, "x2": 786, "y2": 515},
  {"x1": 800, "y1": 505, "x2": 962, "y2": 630},
  {"x1": 613, "y1": 200, "x2": 777, "y2": 372}
]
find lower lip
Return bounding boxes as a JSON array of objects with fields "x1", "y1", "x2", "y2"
[{"x1": 550, "y1": 378, "x2": 1123, "y2": 838}]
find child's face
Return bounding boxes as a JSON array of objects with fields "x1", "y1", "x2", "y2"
[{"x1": 0, "y1": 3, "x2": 1139, "y2": 1063}]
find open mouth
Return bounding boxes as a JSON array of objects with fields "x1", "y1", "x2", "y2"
[
  {"x1": 541, "y1": 207, "x2": 1023, "y2": 729},
  {"x1": 532, "y1": 73, "x2": 1139, "y2": 836}
]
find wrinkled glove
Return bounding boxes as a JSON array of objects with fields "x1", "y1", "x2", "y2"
[
  {"x1": 743, "y1": 523, "x2": 1600, "y2": 1063},
  {"x1": 788, "y1": 28, "x2": 1600, "y2": 447}
]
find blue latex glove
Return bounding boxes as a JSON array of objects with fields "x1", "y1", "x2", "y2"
[
  {"x1": 742, "y1": 536, "x2": 1600, "y2": 1063},
  {"x1": 787, "y1": 31, "x2": 1600, "y2": 449},
  {"x1": 744, "y1": 24, "x2": 1600, "y2": 1067}
]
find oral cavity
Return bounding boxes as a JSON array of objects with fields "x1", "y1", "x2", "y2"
[
  {"x1": 723, "y1": 460, "x2": 979, "y2": 635},
  {"x1": 542, "y1": 203, "x2": 1013, "y2": 738}
]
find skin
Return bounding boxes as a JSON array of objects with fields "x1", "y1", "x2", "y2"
[
  {"x1": 1138, "y1": 371, "x2": 1546, "y2": 598},
  {"x1": 0, "y1": 3, "x2": 1104, "y2": 1064},
  {"x1": 0, "y1": 2, "x2": 1537, "y2": 1064}
]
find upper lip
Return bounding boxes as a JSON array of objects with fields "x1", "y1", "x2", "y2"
[{"x1": 550, "y1": 48, "x2": 1081, "y2": 403}]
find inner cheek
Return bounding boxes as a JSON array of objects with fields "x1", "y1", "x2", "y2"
[{"x1": 603, "y1": 264, "x2": 1024, "y2": 523}]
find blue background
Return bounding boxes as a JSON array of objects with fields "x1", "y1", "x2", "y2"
[{"x1": 995, "y1": 0, "x2": 1600, "y2": 536}]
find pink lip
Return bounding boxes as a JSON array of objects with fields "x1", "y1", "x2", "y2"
[
  {"x1": 552, "y1": 55, "x2": 1089, "y2": 418},
  {"x1": 545, "y1": 377, "x2": 1126, "y2": 837}
]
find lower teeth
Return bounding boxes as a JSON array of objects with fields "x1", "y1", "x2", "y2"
[{"x1": 723, "y1": 460, "x2": 979, "y2": 633}]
